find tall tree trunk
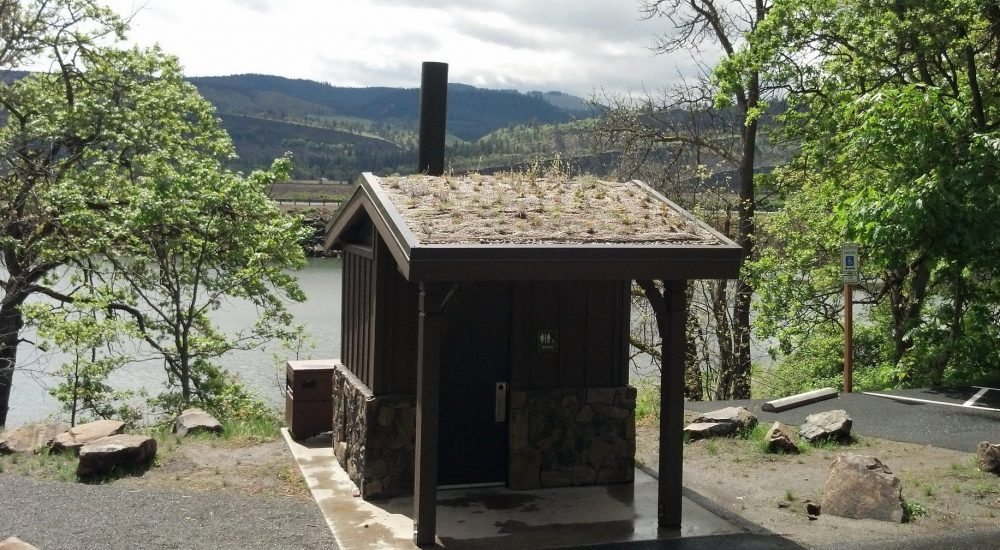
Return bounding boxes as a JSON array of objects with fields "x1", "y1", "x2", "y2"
[
  {"x1": 731, "y1": 71, "x2": 760, "y2": 400},
  {"x1": 0, "y1": 301, "x2": 25, "y2": 428},
  {"x1": 684, "y1": 281, "x2": 703, "y2": 400},
  {"x1": 180, "y1": 356, "x2": 191, "y2": 404},
  {"x1": 928, "y1": 271, "x2": 965, "y2": 386},
  {"x1": 889, "y1": 257, "x2": 931, "y2": 365},
  {"x1": 711, "y1": 280, "x2": 735, "y2": 398}
]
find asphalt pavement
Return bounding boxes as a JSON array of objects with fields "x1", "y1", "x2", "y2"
[
  {"x1": 875, "y1": 386, "x2": 1000, "y2": 410},
  {"x1": 683, "y1": 388, "x2": 1000, "y2": 452}
]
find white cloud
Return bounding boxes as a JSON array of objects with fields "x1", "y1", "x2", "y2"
[{"x1": 100, "y1": 0, "x2": 719, "y2": 96}]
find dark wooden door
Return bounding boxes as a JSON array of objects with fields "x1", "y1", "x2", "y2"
[{"x1": 438, "y1": 283, "x2": 511, "y2": 486}]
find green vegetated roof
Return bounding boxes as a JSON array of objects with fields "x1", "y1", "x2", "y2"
[{"x1": 377, "y1": 173, "x2": 725, "y2": 246}]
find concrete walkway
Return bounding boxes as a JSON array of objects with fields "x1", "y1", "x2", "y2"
[{"x1": 282, "y1": 429, "x2": 749, "y2": 549}]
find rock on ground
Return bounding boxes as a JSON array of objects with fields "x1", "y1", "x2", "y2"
[
  {"x1": 977, "y1": 441, "x2": 1000, "y2": 474},
  {"x1": 684, "y1": 421, "x2": 735, "y2": 440},
  {"x1": 765, "y1": 421, "x2": 799, "y2": 453},
  {"x1": 50, "y1": 419, "x2": 125, "y2": 455},
  {"x1": 77, "y1": 434, "x2": 157, "y2": 478},
  {"x1": 0, "y1": 537, "x2": 40, "y2": 550},
  {"x1": 685, "y1": 407, "x2": 757, "y2": 440},
  {"x1": 821, "y1": 453, "x2": 904, "y2": 522},
  {"x1": 693, "y1": 406, "x2": 758, "y2": 433},
  {"x1": 799, "y1": 409, "x2": 853, "y2": 443},
  {"x1": 0, "y1": 423, "x2": 68, "y2": 454},
  {"x1": 173, "y1": 408, "x2": 223, "y2": 437}
]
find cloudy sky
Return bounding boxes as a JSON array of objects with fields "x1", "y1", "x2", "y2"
[{"x1": 100, "y1": 0, "x2": 716, "y2": 97}]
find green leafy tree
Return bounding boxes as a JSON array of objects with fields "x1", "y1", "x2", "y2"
[
  {"x1": 61, "y1": 47, "x2": 307, "y2": 414},
  {"x1": 731, "y1": 0, "x2": 1000, "y2": 386},
  {"x1": 0, "y1": 1, "x2": 306, "y2": 426},
  {"x1": 595, "y1": 0, "x2": 779, "y2": 399},
  {"x1": 0, "y1": 0, "x2": 126, "y2": 427},
  {"x1": 24, "y1": 293, "x2": 139, "y2": 427}
]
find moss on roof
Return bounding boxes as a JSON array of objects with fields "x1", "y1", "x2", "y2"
[{"x1": 376, "y1": 172, "x2": 724, "y2": 246}]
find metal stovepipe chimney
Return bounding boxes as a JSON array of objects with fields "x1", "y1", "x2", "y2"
[{"x1": 417, "y1": 61, "x2": 448, "y2": 176}]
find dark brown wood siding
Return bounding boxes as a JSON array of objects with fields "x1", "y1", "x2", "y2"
[
  {"x1": 345, "y1": 242, "x2": 629, "y2": 396},
  {"x1": 509, "y1": 280, "x2": 629, "y2": 390},
  {"x1": 341, "y1": 244, "x2": 376, "y2": 389},
  {"x1": 372, "y1": 236, "x2": 419, "y2": 395}
]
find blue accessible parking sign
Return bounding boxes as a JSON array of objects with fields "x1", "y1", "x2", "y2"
[{"x1": 841, "y1": 243, "x2": 859, "y2": 284}]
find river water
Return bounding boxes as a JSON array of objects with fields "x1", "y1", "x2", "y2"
[
  {"x1": 6, "y1": 258, "x2": 343, "y2": 427},
  {"x1": 7, "y1": 257, "x2": 783, "y2": 427}
]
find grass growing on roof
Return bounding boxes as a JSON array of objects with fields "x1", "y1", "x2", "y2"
[{"x1": 379, "y1": 169, "x2": 723, "y2": 246}]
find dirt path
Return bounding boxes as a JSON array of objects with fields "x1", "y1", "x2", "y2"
[
  {"x1": 637, "y1": 413, "x2": 1000, "y2": 548},
  {"x1": 116, "y1": 437, "x2": 312, "y2": 499}
]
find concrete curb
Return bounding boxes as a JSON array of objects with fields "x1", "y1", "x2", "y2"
[{"x1": 761, "y1": 388, "x2": 838, "y2": 412}]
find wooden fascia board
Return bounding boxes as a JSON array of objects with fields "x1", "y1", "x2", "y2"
[
  {"x1": 359, "y1": 172, "x2": 421, "y2": 257},
  {"x1": 322, "y1": 188, "x2": 364, "y2": 249},
  {"x1": 408, "y1": 242, "x2": 743, "y2": 261},
  {"x1": 631, "y1": 179, "x2": 742, "y2": 249},
  {"x1": 405, "y1": 254, "x2": 742, "y2": 282},
  {"x1": 323, "y1": 173, "x2": 418, "y2": 279},
  {"x1": 404, "y1": 240, "x2": 743, "y2": 282}
]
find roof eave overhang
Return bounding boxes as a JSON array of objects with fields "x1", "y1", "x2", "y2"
[
  {"x1": 324, "y1": 172, "x2": 419, "y2": 272},
  {"x1": 405, "y1": 244, "x2": 743, "y2": 281}
]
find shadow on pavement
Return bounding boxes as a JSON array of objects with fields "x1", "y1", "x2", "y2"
[{"x1": 581, "y1": 533, "x2": 808, "y2": 550}]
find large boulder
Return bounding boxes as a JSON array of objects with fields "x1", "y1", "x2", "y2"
[
  {"x1": 0, "y1": 423, "x2": 68, "y2": 454},
  {"x1": 0, "y1": 537, "x2": 41, "y2": 550},
  {"x1": 173, "y1": 407, "x2": 223, "y2": 437},
  {"x1": 765, "y1": 421, "x2": 799, "y2": 454},
  {"x1": 50, "y1": 419, "x2": 126, "y2": 455},
  {"x1": 685, "y1": 407, "x2": 758, "y2": 440},
  {"x1": 799, "y1": 409, "x2": 852, "y2": 443},
  {"x1": 977, "y1": 441, "x2": 1000, "y2": 474},
  {"x1": 77, "y1": 434, "x2": 157, "y2": 478},
  {"x1": 821, "y1": 453, "x2": 904, "y2": 522}
]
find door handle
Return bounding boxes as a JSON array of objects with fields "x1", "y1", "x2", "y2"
[{"x1": 495, "y1": 382, "x2": 508, "y2": 422}]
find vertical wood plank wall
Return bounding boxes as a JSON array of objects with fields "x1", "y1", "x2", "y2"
[
  {"x1": 509, "y1": 280, "x2": 630, "y2": 391},
  {"x1": 341, "y1": 233, "x2": 630, "y2": 396},
  {"x1": 341, "y1": 244, "x2": 376, "y2": 389},
  {"x1": 373, "y1": 237, "x2": 418, "y2": 395}
]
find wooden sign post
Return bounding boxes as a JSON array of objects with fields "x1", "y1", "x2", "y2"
[{"x1": 841, "y1": 243, "x2": 859, "y2": 393}]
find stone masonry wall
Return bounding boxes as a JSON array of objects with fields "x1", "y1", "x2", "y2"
[
  {"x1": 508, "y1": 386, "x2": 636, "y2": 490},
  {"x1": 330, "y1": 365, "x2": 415, "y2": 499}
]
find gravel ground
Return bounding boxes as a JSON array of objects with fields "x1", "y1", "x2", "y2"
[{"x1": 0, "y1": 474, "x2": 338, "y2": 549}]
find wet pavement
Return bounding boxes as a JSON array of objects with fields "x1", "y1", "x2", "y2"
[
  {"x1": 282, "y1": 388, "x2": 1000, "y2": 549},
  {"x1": 281, "y1": 429, "x2": 788, "y2": 549}
]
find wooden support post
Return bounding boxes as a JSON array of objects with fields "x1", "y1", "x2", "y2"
[
  {"x1": 414, "y1": 282, "x2": 446, "y2": 547},
  {"x1": 658, "y1": 280, "x2": 686, "y2": 530},
  {"x1": 844, "y1": 283, "x2": 853, "y2": 393}
]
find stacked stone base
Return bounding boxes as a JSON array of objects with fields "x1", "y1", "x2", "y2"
[
  {"x1": 508, "y1": 386, "x2": 636, "y2": 489},
  {"x1": 331, "y1": 372, "x2": 636, "y2": 497},
  {"x1": 330, "y1": 365, "x2": 415, "y2": 499}
]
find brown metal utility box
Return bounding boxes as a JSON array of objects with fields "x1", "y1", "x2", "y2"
[{"x1": 285, "y1": 360, "x2": 337, "y2": 439}]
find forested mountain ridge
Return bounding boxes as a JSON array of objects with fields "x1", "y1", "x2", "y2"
[{"x1": 188, "y1": 73, "x2": 590, "y2": 178}]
